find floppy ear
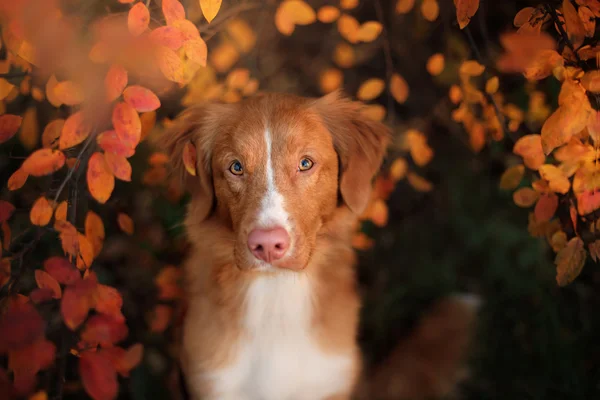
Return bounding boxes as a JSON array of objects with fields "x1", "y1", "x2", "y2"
[
  {"x1": 157, "y1": 102, "x2": 235, "y2": 222},
  {"x1": 312, "y1": 90, "x2": 391, "y2": 215}
]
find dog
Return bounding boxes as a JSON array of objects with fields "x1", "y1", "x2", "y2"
[{"x1": 161, "y1": 90, "x2": 479, "y2": 400}]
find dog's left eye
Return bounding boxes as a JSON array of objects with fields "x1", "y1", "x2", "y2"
[
  {"x1": 229, "y1": 161, "x2": 244, "y2": 175},
  {"x1": 298, "y1": 157, "x2": 314, "y2": 171}
]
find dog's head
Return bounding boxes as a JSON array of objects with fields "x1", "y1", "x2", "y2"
[{"x1": 163, "y1": 91, "x2": 390, "y2": 272}]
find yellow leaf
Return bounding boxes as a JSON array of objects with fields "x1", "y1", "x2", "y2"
[
  {"x1": 459, "y1": 60, "x2": 485, "y2": 77},
  {"x1": 421, "y1": 0, "x2": 439, "y2": 21},
  {"x1": 337, "y1": 14, "x2": 360, "y2": 43},
  {"x1": 333, "y1": 43, "x2": 355, "y2": 68},
  {"x1": 275, "y1": 5, "x2": 295, "y2": 36},
  {"x1": 454, "y1": 0, "x2": 480, "y2": 29},
  {"x1": 200, "y1": 0, "x2": 222, "y2": 23},
  {"x1": 499, "y1": 164, "x2": 525, "y2": 190},
  {"x1": 390, "y1": 73, "x2": 409, "y2": 104},
  {"x1": 317, "y1": 6, "x2": 340, "y2": 23},
  {"x1": 555, "y1": 236, "x2": 586, "y2": 286},
  {"x1": 485, "y1": 76, "x2": 499, "y2": 94},
  {"x1": 539, "y1": 164, "x2": 570, "y2": 194},
  {"x1": 280, "y1": 0, "x2": 316, "y2": 25},
  {"x1": 426, "y1": 53, "x2": 444, "y2": 76},
  {"x1": 226, "y1": 19, "x2": 256, "y2": 53},
  {"x1": 340, "y1": 0, "x2": 359, "y2": 10},
  {"x1": 513, "y1": 187, "x2": 539, "y2": 207},
  {"x1": 390, "y1": 157, "x2": 408, "y2": 181},
  {"x1": 209, "y1": 42, "x2": 240, "y2": 73},
  {"x1": 30, "y1": 197, "x2": 53, "y2": 226},
  {"x1": 357, "y1": 78, "x2": 385, "y2": 101},
  {"x1": 319, "y1": 68, "x2": 343, "y2": 94},
  {"x1": 396, "y1": 0, "x2": 415, "y2": 14},
  {"x1": 118, "y1": 213, "x2": 135, "y2": 235},
  {"x1": 357, "y1": 21, "x2": 383, "y2": 43}
]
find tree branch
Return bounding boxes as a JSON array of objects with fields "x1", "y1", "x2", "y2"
[
  {"x1": 52, "y1": 131, "x2": 96, "y2": 205},
  {"x1": 545, "y1": 3, "x2": 585, "y2": 68}
]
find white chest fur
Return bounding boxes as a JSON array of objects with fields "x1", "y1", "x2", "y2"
[{"x1": 207, "y1": 272, "x2": 354, "y2": 400}]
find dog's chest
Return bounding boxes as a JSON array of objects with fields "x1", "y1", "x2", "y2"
[{"x1": 209, "y1": 273, "x2": 354, "y2": 400}]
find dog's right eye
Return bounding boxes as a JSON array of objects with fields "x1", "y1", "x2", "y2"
[{"x1": 229, "y1": 161, "x2": 244, "y2": 176}]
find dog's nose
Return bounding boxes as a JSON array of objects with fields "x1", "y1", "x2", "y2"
[{"x1": 247, "y1": 227, "x2": 290, "y2": 263}]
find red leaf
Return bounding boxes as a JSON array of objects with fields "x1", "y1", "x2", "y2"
[
  {"x1": 21, "y1": 149, "x2": 66, "y2": 176},
  {"x1": 60, "y1": 111, "x2": 92, "y2": 150},
  {"x1": 101, "y1": 343, "x2": 144, "y2": 377},
  {"x1": 9, "y1": 338, "x2": 56, "y2": 396},
  {"x1": 0, "y1": 114, "x2": 22, "y2": 144},
  {"x1": 128, "y1": 2, "x2": 150, "y2": 37},
  {"x1": 104, "y1": 153, "x2": 132, "y2": 181},
  {"x1": 0, "y1": 301, "x2": 44, "y2": 352},
  {"x1": 534, "y1": 192, "x2": 559, "y2": 222},
  {"x1": 80, "y1": 351, "x2": 118, "y2": 400},
  {"x1": 35, "y1": 270, "x2": 61, "y2": 299},
  {"x1": 97, "y1": 130, "x2": 136, "y2": 158},
  {"x1": 148, "y1": 26, "x2": 186, "y2": 50},
  {"x1": 81, "y1": 315, "x2": 128, "y2": 347},
  {"x1": 94, "y1": 284, "x2": 125, "y2": 321},
  {"x1": 87, "y1": 152, "x2": 115, "y2": 204},
  {"x1": 112, "y1": 102, "x2": 141, "y2": 149},
  {"x1": 123, "y1": 85, "x2": 161, "y2": 112},
  {"x1": 61, "y1": 274, "x2": 98, "y2": 330},
  {"x1": 30, "y1": 288, "x2": 55, "y2": 304},
  {"x1": 104, "y1": 65, "x2": 128, "y2": 102},
  {"x1": 0, "y1": 201, "x2": 15, "y2": 223},
  {"x1": 162, "y1": 0, "x2": 185, "y2": 25},
  {"x1": 44, "y1": 256, "x2": 80, "y2": 285}
]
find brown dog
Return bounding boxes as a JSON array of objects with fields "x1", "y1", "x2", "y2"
[{"x1": 162, "y1": 91, "x2": 477, "y2": 400}]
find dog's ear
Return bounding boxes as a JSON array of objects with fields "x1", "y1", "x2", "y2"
[
  {"x1": 312, "y1": 90, "x2": 391, "y2": 215},
  {"x1": 157, "y1": 102, "x2": 236, "y2": 221}
]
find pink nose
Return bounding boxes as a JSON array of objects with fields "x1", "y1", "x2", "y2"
[{"x1": 247, "y1": 227, "x2": 290, "y2": 263}]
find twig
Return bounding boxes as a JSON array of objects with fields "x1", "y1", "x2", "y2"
[
  {"x1": 545, "y1": 3, "x2": 585, "y2": 67},
  {"x1": 197, "y1": 2, "x2": 264, "y2": 35},
  {"x1": 0, "y1": 231, "x2": 43, "y2": 300},
  {"x1": 52, "y1": 131, "x2": 96, "y2": 205},
  {"x1": 374, "y1": 0, "x2": 395, "y2": 125},
  {"x1": 0, "y1": 71, "x2": 29, "y2": 79}
]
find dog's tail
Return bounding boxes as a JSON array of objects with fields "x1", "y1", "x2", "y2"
[{"x1": 355, "y1": 294, "x2": 481, "y2": 400}]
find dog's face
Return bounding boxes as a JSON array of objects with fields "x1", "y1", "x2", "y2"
[{"x1": 163, "y1": 91, "x2": 390, "y2": 272}]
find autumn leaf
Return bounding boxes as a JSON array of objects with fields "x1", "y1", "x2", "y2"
[
  {"x1": 200, "y1": 0, "x2": 222, "y2": 23},
  {"x1": 535, "y1": 193, "x2": 558, "y2": 222},
  {"x1": 357, "y1": 78, "x2": 385, "y2": 101},
  {"x1": 539, "y1": 164, "x2": 570, "y2": 194},
  {"x1": 30, "y1": 197, "x2": 53, "y2": 227},
  {"x1": 524, "y1": 50, "x2": 564, "y2": 81},
  {"x1": 396, "y1": 0, "x2": 415, "y2": 13},
  {"x1": 104, "y1": 65, "x2": 128, "y2": 102},
  {"x1": 514, "y1": 7, "x2": 535, "y2": 27},
  {"x1": 61, "y1": 274, "x2": 98, "y2": 330},
  {"x1": 150, "y1": 305, "x2": 172, "y2": 333},
  {"x1": 155, "y1": 45, "x2": 185, "y2": 83},
  {"x1": 34, "y1": 270, "x2": 61, "y2": 299},
  {"x1": 390, "y1": 73, "x2": 409, "y2": 103},
  {"x1": 459, "y1": 60, "x2": 485, "y2": 76},
  {"x1": 104, "y1": 153, "x2": 132, "y2": 181},
  {"x1": 162, "y1": 0, "x2": 186, "y2": 25},
  {"x1": 317, "y1": 6, "x2": 340, "y2": 23},
  {"x1": 390, "y1": 157, "x2": 408, "y2": 181},
  {"x1": 454, "y1": 0, "x2": 479, "y2": 29},
  {"x1": 80, "y1": 351, "x2": 118, "y2": 400},
  {"x1": 22, "y1": 149, "x2": 66, "y2": 176},
  {"x1": 183, "y1": 141, "x2": 197, "y2": 176},
  {"x1": 555, "y1": 236, "x2": 586, "y2": 286},
  {"x1": 8, "y1": 338, "x2": 55, "y2": 395},
  {"x1": 87, "y1": 152, "x2": 115, "y2": 204},
  {"x1": 53, "y1": 81, "x2": 84, "y2": 106},
  {"x1": 117, "y1": 213, "x2": 134, "y2": 235},
  {"x1": 513, "y1": 187, "x2": 539, "y2": 207},
  {"x1": 55, "y1": 220, "x2": 79, "y2": 257},
  {"x1": 155, "y1": 266, "x2": 183, "y2": 300},
  {"x1": 563, "y1": 0, "x2": 585, "y2": 48},
  {"x1": 541, "y1": 103, "x2": 590, "y2": 155},
  {"x1": 579, "y1": 5, "x2": 596, "y2": 37},
  {"x1": 0, "y1": 114, "x2": 22, "y2": 144},
  {"x1": 41, "y1": 119, "x2": 64, "y2": 149},
  {"x1": 112, "y1": 102, "x2": 141, "y2": 149},
  {"x1": 172, "y1": 19, "x2": 201, "y2": 40},
  {"x1": 44, "y1": 256, "x2": 80, "y2": 285},
  {"x1": 8, "y1": 168, "x2": 28, "y2": 191},
  {"x1": 54, "y1": 201, "x2": 67, "y2": 222},
  {"x1": 76, "y1": 234, "x2": 94, "y2": 270},
  {"x1": 149, "y1": 26, "x2": 186, "y2": 50},
  {"x1": 128, "y1": 2, "x2": 150, "y2": 37},
  {"x1": 97, "y1": 130, "x2": 135, "y2": 158},
  {"x1": 407, "y1": 172, "x2": 433, "y2": 192},
  {"x1": 85, "y1": 211, "x2": 105, "y2": 257},
  {"x1": 426, "y1": 53, "x2": 444, "y2": 76},
  {"x1": 513, "y1": 134, "x2": 545, "y2": 170},
  {"x1": 337, "y1": 14, "x2": 360, "y2": 43},
  {"x1": 421, "y1": 0, "x2": 439, "y2": 22},
  {"x1": 485, "y1": 76, "x2": 499, "y2": 94},
  {"x1": 279, "y1": 0, "x2": 317, "y2": 26},
  {"x1": 499, "y1": 164, "x2": 525, "y2": 190},
  {"x1": 319, "y1": 68, "x2": 343, "y2": 94},
  {"x1": 0, "y1": 301, "x2": 44, "y2": 352},
  {"x1": 356, "y1": 21, "x2": 383, "y2": 43},
  {"x1": 123, "y1": 86, "x2": 161, "y2": 112},
  {"x1": 81, "y1": 315, "x2": 128, "y2": 348},
  {"x1": 60, "y1": 111, "x2": 91, "y2": 150}
]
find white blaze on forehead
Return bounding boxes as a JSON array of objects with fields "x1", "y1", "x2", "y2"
[{"x1": 257, "y1": 128, "x2": 291, "y2": 230}]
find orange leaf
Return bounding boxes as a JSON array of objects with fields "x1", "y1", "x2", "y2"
[
  {"x1": 200, "y1": 0, "x2": 222, "y2": 23},
  {"x1": 513, "y1": 134, "x2": 545, "y2": 170},
  {"x1": 426, "y1": 53, "x2": 444, "y2": 76},
  {"x1": 337, "y1": 14, "x2": 360, "y2": 43},
  {"x1": 576, "y1": 190, "x2": 600, "y2": 215},
  {"x1": 275, "y1": 5, "x2": 295, "y2": 36},
  {"x1": 59, "y1": 111, "x2": 91, "y2": 150},
  {"x1": 44, "y1": 256, "x2": 80, "y2": 285},
  {"x1": 0, "y1": 114, "x2": 22, "y2": 144},
  {"x1": 581, "y1": 70, "x2": 600, "y2": 93},
  {"x1": 155, "y1": 45, "x2": 185, "y2": 83},
  {"x1": 61, "y1": 274, "x2": 98, "y2": 330},
  {"x1": 183, "y1": 39, "x2": 208, "y2": 66},
  {"x1": 22, "y1": 149, "x2": 66, "y2": 177},
  {"x1": 45, "y1": 75, "x2": 63, "y2": 108},
  {"x1": 396, "y1": 0, "x2": 415, "y2": 13},
  {"x1": 123, "y1": 86, "x2": 161, "y2": 112},
  {"x1": 340, "y1": 0, "x2": 358, "y2": 9},
  {"x1": 41, "y1": 119, "x2": 64, "y2": 149},
  {"x1": 390, "y1": 157, "x2": 408, "y2": 181},
  {"x1": 405, "y1": 130, "x2": 434, "y2": 167},
  {"x1": 85, "y1": 211, "x2": 105, "y2": 257},
  {"x1": 149, "y1": 26, "x2": 186, "y2": 50},
  {"x1": 162, "y1": 0, "x2": 185, "y2": 25},
  {"x1": 319, "y1": 68, "x2": 343, "y2": 94},
  {"x1": 34, "y1": 270, "x2": 61, "y2": 299},
  {"x1": 150, "y1": 305, "x2": 172, "y2": 333},
  {"x1": 128, "y1": 2, "x2": 150, "y2": 37},
  {"x1": 80, "y1": 351, "x2": 118, "y2": 400},
  {"x1": 8, "y1": 168, "x2": 28, "y2": 191},
  {"x1": 183, "y1": 141, "x2": 197, "y2": 176},
  {"x1": 97, "y1": 130, "x2": 136, "y2": 158},
  {"x1": 407, "y1": 172, "x2": 433, "y2": 192},
  {"x1": 155, "y1": 266, "x2": 183, "y2": 300},
  {"x1": 514, "y1": 7, "x2": 535, "y2": 27},
  {"x1": 94, "y1": 284, "x2": 124, "y2": 321},
  {"x1": 421, "y1": 0, "x2": 439, "y2": 21},
  {"x1": 587, "y1": 110, "x2": 600, "y2": 144},
  {"x1": 55, "y1": 220, "x2": 79, "y2": 257},
  {"x1": 87, "y1": 152, "x2": 115, "y2": 204},
  {"x1": 454, "y1": 0, "x2": 479, "y2": 29},
  {"x1": 352, "y1": 232, "x2": 374, "y2": 250},
  {"x1": 357, "y1": 78, "x2": 385, "y2": 101},
  {"x1": 172, "y1": 19, "x2": 201, "y2": 40},
  {"x1": 579, "y1": 6, "x2": 596, "y2": 37},
  {"x1": 117, "y1": 213, "x2": 134, "y2": 235},
  {"x1": 539, "y1": 164, "x2": 570, "y2": 194},
  {"x1": 53, "y1": 81, "x2": 84, "y2": 106},
  {"x1": 563, "y1": 0, "x2": 585, "y2": 48},
  {"x1": 54, "y1": 201, "x2": 67, "y2": 222},
  {"x1": 112, "y1": 102, "x2": 141, "y2": 149},
  {"x1": 513, "y1": 187, "x2": 539, "y2": 207},
  {"x1": 535, "y1": 192, "x2": 558, "y2": 222},
  {"x1": 104, "y1": 65, "x2": 128, "y2": 103},
  {"x1": 30, "y1": 197, "x2": 53, "y2": 227},
  {"x1": 76, "y1": 234, "x2": 94, "y2": 270},
  {"x1": 356, "y1": 21, "x2": 383, "y2": 43},
  {"x1": 390, "y1": 73, "x2": 409, "y2": 104},
  {"x1": 459, "y1": 60, "x2": 485, "y2": 76},
  {"x1": 279, "y1": 0, "x2": 316, "y2": 26},
  {"x1": 541, "y1": 105, "x2": 590, "y2": 155},
  {"x1": 524, "y1": 50, "x2": 564, "y2": 81},
  {"x1": 317, "y1": 6, "x2": 340, "y2": 23},
  {"x1": 104, "y1": 153, "x2": 132, "y2": 182},
  {"x1": 555, "y1": 236, "x2": 586, "y2": 286}
]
